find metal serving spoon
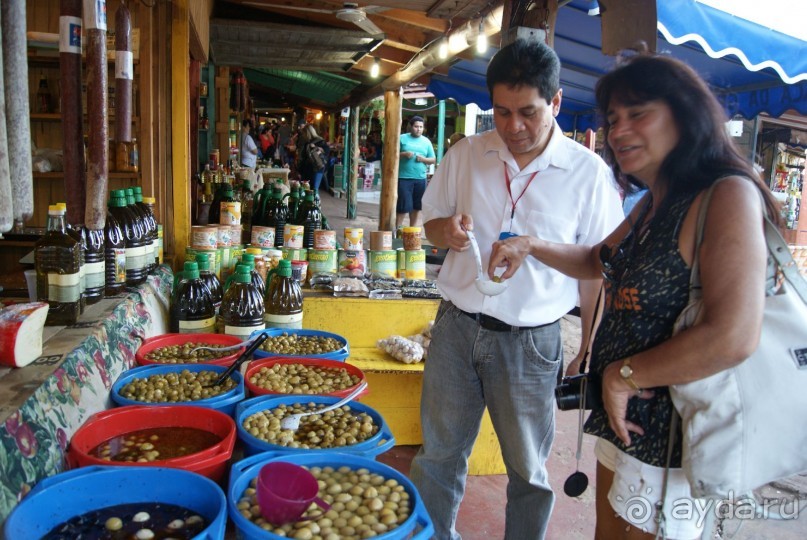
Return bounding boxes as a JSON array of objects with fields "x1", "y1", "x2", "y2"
[
  {"x1": 280, "y1": 381, "x2": 369, "y2": 431},
  {"x1": 463, "y1": 227, "x2": 508, "y2": 296},
  {"x1": 186, "y1": 338, "x2": 253, "y2": 356},
  {"x1": 205, "y1": 332, "x2": 269, "y2": 387}
]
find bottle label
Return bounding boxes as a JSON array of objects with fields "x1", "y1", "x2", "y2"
[
  {"x1": 59, "y1": 16, "x2": 82, "y2": 54},
  {"x1": 48, "y1": 272, "x2": 81, "y2": 303},
  {"x1": 264, "y1": 312, "x2": 303, "y2": 329},
  {"x1": 224, "y1": 323, "x2": 265, "y2": 337},
  {"x1": 79, "y1": 263, "x2": 86, "y2": 293},
  {"x1": 114, "y1": 248, "x2": 127, "y2": 283},
  {"x1": 125, "y1": 245, "x2": 148, "y2": 271},
  {"x1": 179, "y1": 317, "x2": 217, "y2": 334},
  {"x1": 115, "y1": 51, "x2": 134, "y2": 81},
  {"x1": 86, "y1": 261, "x2": 105, "y2": 289},
  {"x1": 220, "y1": 202, "x2": 242, "y2": 225},
  {"x1": 83, "y1": 0, "x2": 107, "y2": 31}
]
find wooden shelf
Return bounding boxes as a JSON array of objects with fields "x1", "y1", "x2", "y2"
[
  {"x1": 33, "y1": 172, "x2": 139, "y2": 180},
  {"x1": 27, "y1": 50, "x2": 140, "y2": 67}
]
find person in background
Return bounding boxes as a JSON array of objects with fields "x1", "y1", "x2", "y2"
[
  {"x1": 240, "y1": 119, "x2": 259, "y2": 169},
  {"x1": 446, "y1": 131, "x2": 466, "y2": 153},
  {"x1": 298, "y1": 124, "x2": 330, "y2": 193},
  {"x1": 276, "y1": 119, "x2": 292, "y2": 167},
  {"x1": 411, "y1": 39, "x2": 624, "y2": 540},
  {"x1": 258, "y1": 125, "x2": 274, "y2": 158},
  {"x1": 489, "y1": 51, "x2": 778, "y2": 539},
  {"x1": 397, "y1": 116, "x2": 436, "y2": 228}
]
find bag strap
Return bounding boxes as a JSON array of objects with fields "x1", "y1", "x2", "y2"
[
  {"x1": 577, "y1": 282, "x2": 604, "y2": 375},
  {"x1": 690, "y1": 177, "x2": 807, "y2": 304}
]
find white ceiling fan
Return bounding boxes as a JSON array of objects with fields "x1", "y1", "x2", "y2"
[{"x1": 250, "y1": 2, "x2": 388, "y2": 35}]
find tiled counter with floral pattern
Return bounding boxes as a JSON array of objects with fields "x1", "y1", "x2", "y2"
[{"x1": 0, "y1": 267, "x2": 172, "y2": 523}]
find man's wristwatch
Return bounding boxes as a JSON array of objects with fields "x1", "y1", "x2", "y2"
[{"x1": 619, "y1": 358, "x2": 642, "y2": 392}]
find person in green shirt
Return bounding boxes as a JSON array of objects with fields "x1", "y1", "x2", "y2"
[{"x1": 397, "y1": 116, "x2": 436, "y2": 228}]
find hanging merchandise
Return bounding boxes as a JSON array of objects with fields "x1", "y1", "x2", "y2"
[
  {"x1": 264, "y1": 259, "x2": 303, "y2": 330},
  {"x1": 171, "y1": 261, "x2": 216, "y2": 334}
]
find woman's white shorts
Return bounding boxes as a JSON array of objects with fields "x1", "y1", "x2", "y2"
[{"x1": 595, "y1": 438, "x2": 706, "y2": 540}]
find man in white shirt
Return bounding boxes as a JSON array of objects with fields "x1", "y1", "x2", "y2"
[
  {"x1": 411, "y1": 39, "x2": 624, "y2": 539},
  {"x1": 240, "y1": 119, "x2": 259, "y2": 169}
]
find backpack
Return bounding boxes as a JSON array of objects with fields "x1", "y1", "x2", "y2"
[{"x1": 306, "y1": 142, "x2": 327, "y2": 171}]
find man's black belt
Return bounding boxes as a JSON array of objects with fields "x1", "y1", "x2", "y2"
[{"x1": 458, "y1": 309, "x2": 557, "y2": 332}]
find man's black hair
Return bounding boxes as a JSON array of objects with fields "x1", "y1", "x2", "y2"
[
  {"x1": 409, "y1": 115, "x2": 424, "y2": 125},
  {"x1": 486, "y1": 39, "x2": 561, "y2": 104}
]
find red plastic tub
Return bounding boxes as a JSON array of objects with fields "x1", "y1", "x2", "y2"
[
  {"x1": 244, "y1": 357, "x2": 368, "y2": 399},
  {"x1": 67, "y1": 405, "x2": 237, "y2": 481},
  {"x1": 136, "y1": 333, "x2": 245, "y2": 367}
]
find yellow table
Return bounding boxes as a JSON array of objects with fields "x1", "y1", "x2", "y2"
[{"x1": 303, "y1": 294, "x2": 505, "y2": 475}]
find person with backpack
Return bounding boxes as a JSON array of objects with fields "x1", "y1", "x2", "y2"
[{"x1": 298, "y1": 124, "x2": 330, "y2": 192}]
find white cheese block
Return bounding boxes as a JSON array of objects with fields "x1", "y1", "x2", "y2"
[{"x1": 0, "y1": 302, "x2": 49, "y2": 367}]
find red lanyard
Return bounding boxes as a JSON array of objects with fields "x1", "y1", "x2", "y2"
[{"x1": 504, "y1": 165, "x2": 538, "y2": 221}]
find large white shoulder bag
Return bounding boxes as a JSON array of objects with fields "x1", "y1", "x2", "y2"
[{"x1": 670, "y1": 179, "x2": 807, "y2": 500}]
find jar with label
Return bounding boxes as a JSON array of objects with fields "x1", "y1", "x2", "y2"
[
  {"x1": 171, "y1": 261, "x2": 216, "y2": 334},
  {"x1": 220, "y1": 264, "x2": 265, "y2": 338},
  {"x1": 402, "y1": 227, "x2": 422, "y2": 250},
  {"x1": 264, "y1": 259, "x2": 303, "y2": 329},
  {"x1": 219, "y1": 187, "x2": 242, "y2": 225},
  {"x1": 245, "y1": 247, "x2": 268, "y2": 282}
]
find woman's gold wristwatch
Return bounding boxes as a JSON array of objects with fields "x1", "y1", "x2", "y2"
[{"x1": 619, "y1": 358, "x2": 642, "y2": 392}]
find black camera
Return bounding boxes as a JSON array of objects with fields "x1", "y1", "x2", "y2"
[{"x1": 555, "y1": 373, "x2": 601, "y2": 411}]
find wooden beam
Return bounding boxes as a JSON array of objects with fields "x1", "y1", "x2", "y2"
[
  {"x1": 375, "y1": 9, "x2": 448, "y2": 33},
  {"x1": 347, "y1": 105, "x2": 360, "y2": 219},
  {"x1": 380, "y1": 88, "x2": 401, "y2": 232},
  {"x1": 137, "y1": 0, "x2": 155, "y2": 200},
  {"x1": 171, "y1": 0, "x2": 191, "y2": 269}
]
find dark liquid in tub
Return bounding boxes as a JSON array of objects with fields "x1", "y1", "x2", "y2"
[
  {"x1": 41, "y1": 502, "x2": 208, "y2": 539},
  {"x1": 89, "y1": 426, "x2": 221, "y2": 462}
]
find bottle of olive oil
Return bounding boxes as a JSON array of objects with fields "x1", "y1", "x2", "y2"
[
  {"x1": 264, "y1": 258, "x2": 303, "y2": 329},
  {"x1": 220, "y1": 264, "x2": 265, "y2": 338},
  {"x1": 35, "y1": 205, "x2": 81, "y2": 325},
  {"x1": 109, "y1": 190, "x2": 148, "y2": 286},
  {"x1": 104, "y1": 204, "x2": 127, "y2": 296},
  {"x1": 171, "y1": 261, "x2": 216, "y2": 334},
  {"x1": 196, "y1": 252, "x2": 223, "y2": 313}
]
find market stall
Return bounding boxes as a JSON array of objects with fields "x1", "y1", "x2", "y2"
[{"x1": 0, "y1": 268, "x2": 171, "y2": 523}]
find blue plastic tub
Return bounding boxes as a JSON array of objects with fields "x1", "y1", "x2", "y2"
[
  {"x1": 250, "y1": 328, "x2": 349, "y2": 362},
  {"x1": 4, "y1": 466, "x2": 227, "y2": 539},
  {"x1": 228, "y1": 453, "x2": 434, "y2": 540},
  {"x1": 111, "y1": 364, "x2": 246, "y2": 417},
  {"x1": 235, "y1": 394, "x2": 395, "y2": 458}
]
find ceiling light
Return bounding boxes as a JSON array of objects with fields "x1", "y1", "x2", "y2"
[
  {"x1": 438, "y1": 38, "x2": 448, "y2": 59},
  {"x1": 476, "y1": 21, "x2": 488, "y2": 54},
  {"x1": 370, "y1": 57, "x2": 380, "y2": 78}
]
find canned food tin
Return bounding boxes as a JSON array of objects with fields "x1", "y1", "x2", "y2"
[
  {"x1": 191, "y1": 226, "x2": 218, "y2": 250},
  {"x1": 368, "y1": 250, "x2": 398, "y2": 278},
  {"x1": 216, "y1": 225, "x2": 233, "y2": 247},
  {"x1": 313, "y1": 229, "x2": 337, "y2": 250},
  {"x1": 344, "y1": 228, "x2": 364, "y2": 250},
  {"x1": 251, "y1": 226, "x2": 276, "y2": 248},
  {"x1": 283, "y1": 224, "x2": 305, "y2": 249},
  {"x1": 185, "y1": 247, "x2": 221, "y2": 279},
  {"x1": 338, "y1": 249, "x2": 366, "y2": 276},
  {"x1": 291, "y1": 260, "x2": 309, "y2": 284},
  {"x1": 370, "y1": 230, "x2": 393, "y2": 251},
  {"x1": 405, "y1": 249, "x2": 426, "y2": 279},
  {"x1": 281, "y1": 247, "x2": 308, "y2": 262},
  {"x1": 307, "y1": 249, "x2": 339, "y2": 279}
]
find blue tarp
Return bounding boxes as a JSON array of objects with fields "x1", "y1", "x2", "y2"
[{"x1": 427, "y1": 0, "x2": 807, "y2": 132}]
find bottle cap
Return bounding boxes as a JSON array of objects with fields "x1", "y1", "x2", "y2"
[
  {"x1": 241, "y1": 254, "x2": 255, "y2": 264},
  {"x1": 143, "y1": 196, "x2": 156, "y2": 204},
  {"x1": 195, "y1": 253, "x2": 210, "y2": 270},
  {"x1": 246, "y1": 248, "x2": 262, "y2": 255},
  {"x1": 305, "y1": 192, "x2": 314, "y2": 201},
  {"x1": 109, "y1": 196, "x2": 127, "y2": 208},
  {"x1": 277, "y1": 258, "x2": 292, "y2": 278},
  {"x1": 234, "y1": 264, "x2": 252, "y2": 283},
  {"x1": 134, "y1": 193, "x2": 144, "y2": 203},
  {"x1": 183, "y1": 261, "x2": 199, "y2": 280},
  {"x1": 48, "y1": 204, "x2": 65, "y2": 215},
  {"x1": 133, "y1": 186, "x2": 142, "y2": 194}
]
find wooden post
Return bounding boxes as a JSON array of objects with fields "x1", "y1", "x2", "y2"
[
  {"x1": 138, "y1": 0, "x2": 155, "y2": 199},
  {"x1": 436, "y1": 99, "x2": 446, "y2": 163},
  {"x1": 347, "y1": 105, "x2": 360, "y2": 219},
  {"x1": 380, "y1": 88, "x2": 402, "y2": 231},
  {"x1": 171, "y1": 0, "x2": 191, "y2": 268}
]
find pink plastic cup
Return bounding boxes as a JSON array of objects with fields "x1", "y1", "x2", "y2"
[{"x1": 256, "y1": 462, "x2": 330, "y2": 525}]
